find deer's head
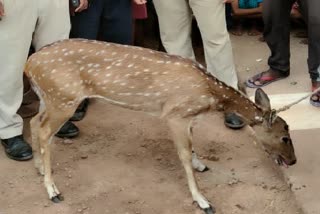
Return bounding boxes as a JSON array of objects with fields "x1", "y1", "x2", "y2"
[{"x1": 252, "y1": 89, "x2": 296, "y2": 167}]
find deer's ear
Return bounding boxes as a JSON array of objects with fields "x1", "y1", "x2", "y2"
[
  {"x1": 255, "y1": 88, "x2": 271, "y2": 112},
  {"x1": 268, "y1": 109, "x2": 278, "y2": 126}
]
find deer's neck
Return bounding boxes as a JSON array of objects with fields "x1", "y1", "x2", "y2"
[{"x1": 210, "y1": 84, "x2": 264, "y2": 126}]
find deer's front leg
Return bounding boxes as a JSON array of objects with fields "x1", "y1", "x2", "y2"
[{"x1": 168, "y1": 118, "x2": 215, "y2": 214}]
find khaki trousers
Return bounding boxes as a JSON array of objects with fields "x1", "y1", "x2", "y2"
[
  {"x1": 153, "y1": 0, "x2": 238, "y2": 89},
  {"x1": 0, "y1": 0, "x2": 70, "y2": 139}
]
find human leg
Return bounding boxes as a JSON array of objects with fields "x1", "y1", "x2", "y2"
[
  {"x1": 190, "y1": 0, "x2": 238, "y2": 89},
  {"x1": 70, "y1": 0, "x2": 104, "y2": 40},
  {"x1": 246, "y1": 0, "x2": 295, "y2": 88},
  {"x1": 0, "y1": 0, "x2": 37, "y2": 160},
  {"x1": 101, "y1": 0, "x2": 133, "y2": 45},
  {"x1": 153, "y1": 0, "x2": 195, "y2": 59},
  {"x1": 33, "y1": 0, "x2": 79, "y2": 137},
  {"x1": 300, "y1": 0, "x2": 320, "y2": 106}
]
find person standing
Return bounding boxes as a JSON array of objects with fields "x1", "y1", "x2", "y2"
[
  {"x1": 69, "y1": 0, "x2": 146, "y2": 121},
  {"x1": 0, "y1": 0, "x2": 84, "y2": 161},
  {"x1": 153, "y1": 0, "x2": 244, "y2": 129},
  {"x1": 246, "y1": 0, "x2": 320, "y2": 107}
]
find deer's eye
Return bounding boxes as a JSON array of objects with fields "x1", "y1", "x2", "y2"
[{"x1": 281, "y1": 136, "x2": 290, "y2": 144}]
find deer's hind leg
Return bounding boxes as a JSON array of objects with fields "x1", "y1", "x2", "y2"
[
  {"x1": 30, "y1": 110, "x2": 46, "y2": 175},
  {"x1": 167, "y1": 117, "x2": 215, "y2": 214},
  {"x1": 35, "y1": 105, "x2": 78, "y2": 203}
]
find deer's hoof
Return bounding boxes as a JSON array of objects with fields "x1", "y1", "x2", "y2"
[
  {"x1": 203, "y1": 206, "x2": 216, "y2": 214},
  {"x1": 51, "y1": 194, "x2": 64, "y2": 203}
]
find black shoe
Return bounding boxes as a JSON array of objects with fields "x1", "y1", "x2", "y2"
[
  {"x1": 55, "y1": 121, "x2": 79, "y2": 138},
  {"x1": 70, "y1": 99, "x2": 89, "y2": 122},
  {"x1": 1, "y1": 135, "x2": 33, "y2": 161},
  {"x1": 224, "y1": 113, "x2": 245, "y2": 130}
]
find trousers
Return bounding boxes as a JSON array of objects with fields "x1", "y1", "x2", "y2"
[
  {"x1": 70, "y1": 0, "x2": 132, "y2": 44},
  {"x1": 263, "y1": 0, "x2": 320, "y2": 81},
  {"x1": 0, "y1": 0, "x2": 70, "y2": 139},
  {"x1": 153, "y1": 0, "x2": 238, "y2": 89}
]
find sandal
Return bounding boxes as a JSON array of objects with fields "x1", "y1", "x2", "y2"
[
  {"x1": 310, "y1": 83, "x2": 320, "y2": 107},
  {"x1": 246, "y1": 70, "x2": 289, "y2": 88}
]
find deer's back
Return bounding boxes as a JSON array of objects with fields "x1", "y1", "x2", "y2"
[{"x1": 25, "y1": 39, "x2": 248, "y2": 117}]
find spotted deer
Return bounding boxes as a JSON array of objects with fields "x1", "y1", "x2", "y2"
[{"x1": 25, "y1": 39, "x2": 297, "y2": 214}]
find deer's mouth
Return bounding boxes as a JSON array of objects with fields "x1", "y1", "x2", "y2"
[{"x1": 275, "y1": 155, "x2": 290, "y2": 168}]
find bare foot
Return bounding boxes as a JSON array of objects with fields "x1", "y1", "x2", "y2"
[
  {"x1": 229, "y1": 24, "x2": 243, "y2": 36},
  {"x1": 248, "y1": 27, "x2": 261, "y2": 36}
]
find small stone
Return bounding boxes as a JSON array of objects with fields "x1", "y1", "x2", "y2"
[
  {"x1": 81, "y1": 154, "x2": 88, "y2": 159},
  {"x1": 269, "y1": 185, "x2": 277, "y2": 190},
  {"x1": 235, "y1": 204, "x2": 245, "y2": 210},
  {"x1": 256, "y1": 58, "x2": 263, "y2": 62},
  {"x1": 228, "y1": 178, "x2": 240, "y2": 186},
  {"x1": 140, "y1": 143, "x2": 147, "y2": 148},
  {"x1": 63, "y1": 139, "x2": 73, "y2": 144},
  {"x1": 290, "y1": 81, "x2": 298, "y2": 85},
  {"x1": 204, "y1": 154, "x2": 219, "y2": 161}
]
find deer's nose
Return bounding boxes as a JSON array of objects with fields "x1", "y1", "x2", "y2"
[{"x1": 289, "y1": 159, "x2": 297, "y2": 165}]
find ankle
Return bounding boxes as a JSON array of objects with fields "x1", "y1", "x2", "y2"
[
  {"x1": 311, "y1": 81, "x2": 320, "y2": 91},
  {"x1": 268, "y1": 69, "x2": 289, "y2": 77}
]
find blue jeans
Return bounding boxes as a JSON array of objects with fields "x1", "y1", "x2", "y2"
[{"x1": 70, "y1": 0, "x2": 132, "y2": 45}]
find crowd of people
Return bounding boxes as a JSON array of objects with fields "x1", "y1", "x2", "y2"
[{"x1": 0, "y1": 0, "x2": 319, "y2": 161}]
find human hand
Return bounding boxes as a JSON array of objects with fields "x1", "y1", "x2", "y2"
[
  {"x1": 75, "y1": 0, "x2": 89, "y2": 13},
  {"x1": 134, "y1": 0, "x2": 147, "y2": 5},
  {"x1": 0, "y1": 1, "x2": 5, "y2": 18}
]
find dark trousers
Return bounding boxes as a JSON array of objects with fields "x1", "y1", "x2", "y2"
[
  {"x1": 70, "y1": 0, "x2": 132, "y2": 45},
  {"x1": 263, "y1": 0, "x2": 320, "y2": 81}
]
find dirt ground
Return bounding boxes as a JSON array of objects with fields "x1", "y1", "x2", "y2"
[
  {"x1": 0, "y1": 32, "x2": 309, "y2": 214},
  {"x1": 0, "y1": 99, "x2": 304, "y2": 214}
]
